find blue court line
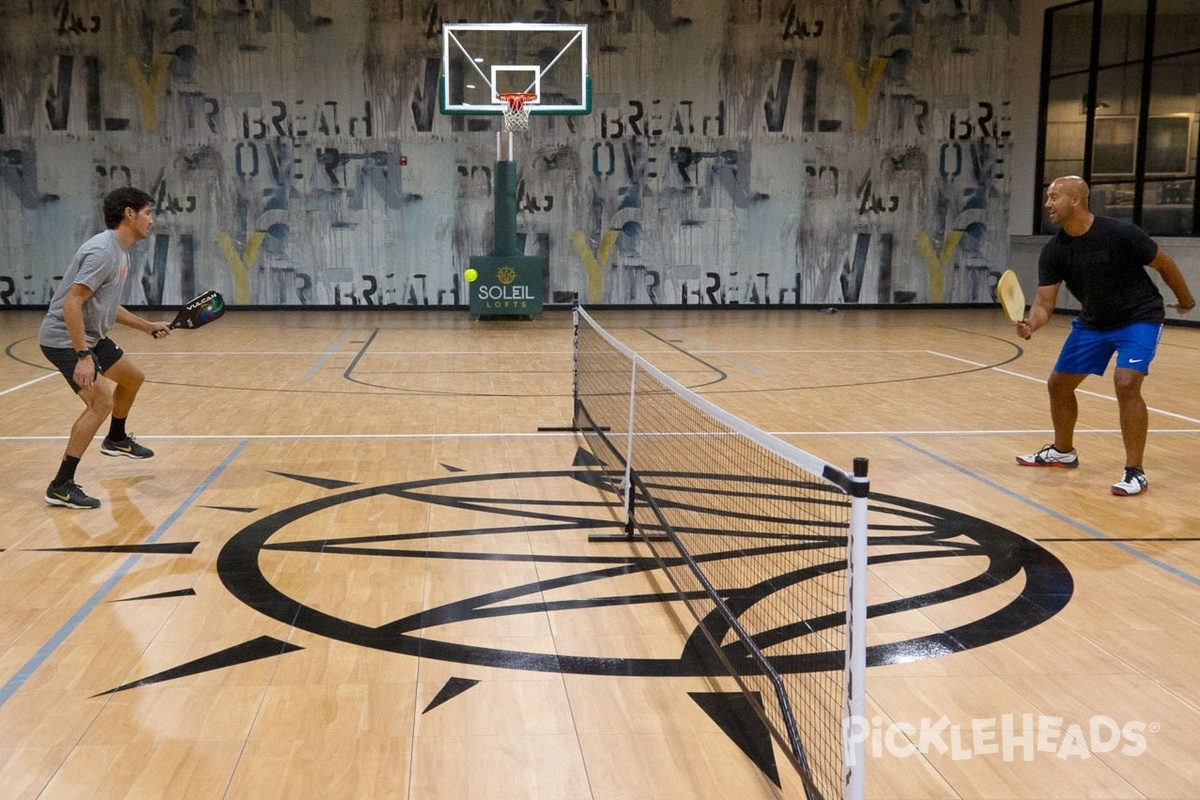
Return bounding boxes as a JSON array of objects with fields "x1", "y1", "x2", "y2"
[
  {"x1": 893, "y1": 436, "x2": 1200, "y2": 588},
  {"x1": 306, "y1": 329, "x2": 355, "y2": 378},
  {"x1": 0, "y1": 440, "x2": 249, "y2": 709}
]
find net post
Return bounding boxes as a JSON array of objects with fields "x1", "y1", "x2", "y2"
[
  {"x1": 571, "y1": 300, "x2": 580, "y2": 426},
  {"x1": 622, "y1": 358, "x2": 637, "y2": 528},
  {"x1": 844, "y1": 457, "x2": 870, "y2": 800}
]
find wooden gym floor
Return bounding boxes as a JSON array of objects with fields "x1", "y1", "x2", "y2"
[{"x1": 1, "y1": 306, "x2": 1198, "y2": 800}]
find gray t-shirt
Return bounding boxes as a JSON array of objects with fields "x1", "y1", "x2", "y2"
[{"x1": 38, "y1": 229, "x2": 129, "y2": 348}]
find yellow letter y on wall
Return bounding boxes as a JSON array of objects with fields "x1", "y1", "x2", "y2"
[
  {"x1": 124, "y1": 54, "x2": 173, "y2": 132},
  {"x1": 215, "y1": 231, "x2": 265, "y2": 304}
]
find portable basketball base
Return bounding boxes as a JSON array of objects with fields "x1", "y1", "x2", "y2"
[{"x1": 468, "y1": 157, "x2": 544, "y2": 317}]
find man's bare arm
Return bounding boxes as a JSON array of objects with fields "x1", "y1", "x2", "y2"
[
  {"x1": 1016, "y1": 284, "x2": 1061, "y2": 340},
  {"x1": 1148, "y1": 247, "x2": 1195, "y2": 314}
]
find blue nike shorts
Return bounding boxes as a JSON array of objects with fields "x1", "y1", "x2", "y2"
[{"x1": 1054, "y1": 319, "x2": 1162, "y2": 376}]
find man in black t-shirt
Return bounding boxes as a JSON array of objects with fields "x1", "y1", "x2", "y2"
[{"x1": 1014, "y1": 176, "x2": 1195, "y2": 496}]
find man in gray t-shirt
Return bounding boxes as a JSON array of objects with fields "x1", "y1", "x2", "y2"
[
  {"x1": 39, "y1": 187, "x2": 172, "y2": 509},
  {"x1": 39, "y1": 227, "x2": 130, "y2": 349}
]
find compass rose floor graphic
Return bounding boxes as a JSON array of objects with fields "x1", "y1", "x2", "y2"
[{"x1": 0, "y1": 446, "x2": 1076, "y2": 798}]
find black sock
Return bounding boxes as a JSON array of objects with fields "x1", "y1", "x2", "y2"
[
  {"x1": 53, "y1": 455, "x2": 81, "y2": 486},
  {"x1": 108, "y1": 416, "x2": 127, "y2": 441}
]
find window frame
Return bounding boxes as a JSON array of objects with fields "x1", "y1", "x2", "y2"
[{"x1": 1036, "y1": 0, "x2": 1200, "y2": 236}]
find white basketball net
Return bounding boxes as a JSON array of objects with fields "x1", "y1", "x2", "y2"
[{"x1": 500, "y1": 93, "x2": 535, "y2": 132}]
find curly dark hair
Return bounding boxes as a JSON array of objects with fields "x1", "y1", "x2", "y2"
[{"x1": 102, "y1": 187, "x2": 154, "y2": 229}]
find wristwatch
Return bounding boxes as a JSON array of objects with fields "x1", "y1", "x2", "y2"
[{"x1": 76, "y1": 349, "x2": 92, "y2": 359}]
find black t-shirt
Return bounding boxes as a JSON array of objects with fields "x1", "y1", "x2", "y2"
[{"x1": 1038, "y1": 215, "x2": 1164, "y2": 330}]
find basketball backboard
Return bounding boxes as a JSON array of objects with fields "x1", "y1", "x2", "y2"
[{"x1": 441, "y1": 22, "x2": 590, "y2": 116}]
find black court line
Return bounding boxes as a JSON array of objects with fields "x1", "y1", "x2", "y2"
[
  {"x1": 642, "y1": 328, "x2": 729, "y2": 388},
  {"x1": 34, "y1": 543, "x2": 199, "y2": 555}
]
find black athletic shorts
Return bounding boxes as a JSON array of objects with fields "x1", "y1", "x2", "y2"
[{"x1": 41, "y1": 337, "x2": 125, "y2": 393}]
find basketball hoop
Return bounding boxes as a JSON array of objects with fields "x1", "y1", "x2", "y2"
[{"x1": 498, "y1": 92, "x2": 537, "y2": 132}]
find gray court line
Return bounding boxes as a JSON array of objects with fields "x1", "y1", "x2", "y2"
[
  {"x1": 0, "y1": 439, "x2": 249, "y2": 709},
  {"x1": 893, "y1": 436, "x2": 1200, "y2": 587},
  {"x1": 306, "y1": 328, "x2": 355, "y2": 377}
]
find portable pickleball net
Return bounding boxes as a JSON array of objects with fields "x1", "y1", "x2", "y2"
[{"x1": 571, "y1": 304, "x2": 869, "y2": 800}]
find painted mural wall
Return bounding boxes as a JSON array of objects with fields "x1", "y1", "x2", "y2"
[{"x1": 0, "y1": 0, "x2": 1019, "y2": 308}]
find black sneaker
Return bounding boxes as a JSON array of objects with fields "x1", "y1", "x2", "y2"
[
  {"x1": 1111, "y1": 467, "x2": 1148, "y2": 496},
  {"x1": 101, "y1": 434, "x2": 154, "y2": 459},
  {"x1": 45, "y1": 480, "x2": 101, "y2": 509}
]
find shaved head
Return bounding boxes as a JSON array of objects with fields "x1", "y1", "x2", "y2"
[
  {"x1": 1044, "y1": 175, "x2": 1094, "y2": 233},
  {"x1": 1050, "y1": 175, "x2": 1089, "y2": 203}
]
